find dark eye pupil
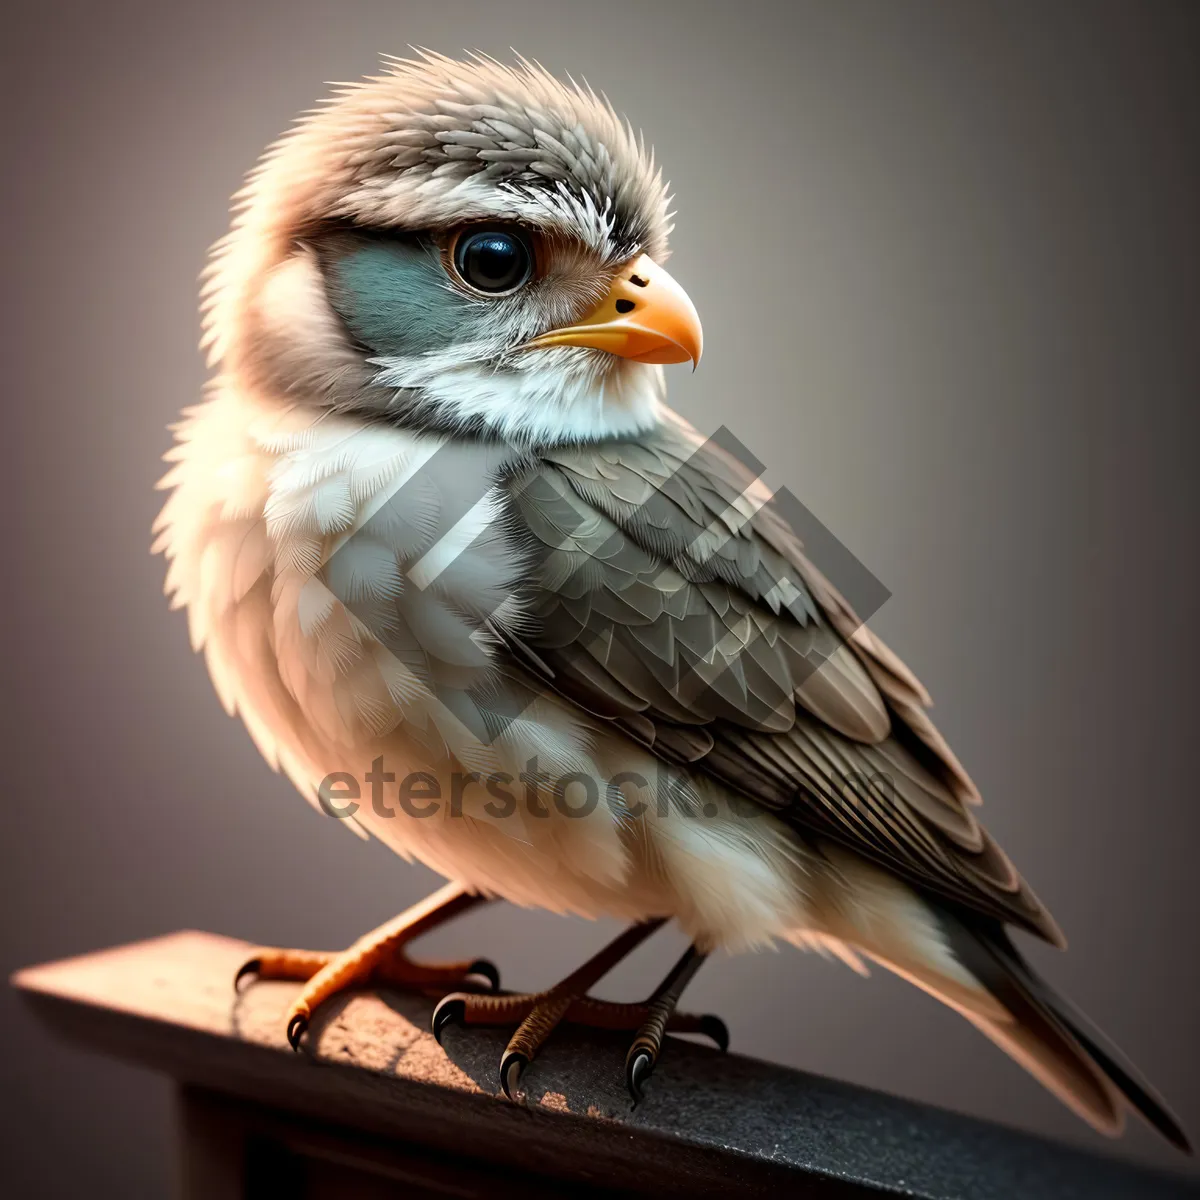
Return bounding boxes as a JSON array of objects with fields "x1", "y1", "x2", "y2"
[{"x1": 455, "y1": 229, "x2": 531, "y2": 293}]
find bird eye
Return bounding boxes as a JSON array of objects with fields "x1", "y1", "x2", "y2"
[{"x1": 451, "y1": 227, "x2": 534, "y2": 295}]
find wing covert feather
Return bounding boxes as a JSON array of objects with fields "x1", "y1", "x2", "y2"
[{"x1": 505, "y1": 416, "x2": 1062, "y2": 945}]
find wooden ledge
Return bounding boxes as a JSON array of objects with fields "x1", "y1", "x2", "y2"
[{"x1": 13, "y1": 931, "x2": 1198, "y2": 1199}]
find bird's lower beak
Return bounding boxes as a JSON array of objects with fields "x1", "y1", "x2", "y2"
[{"x1": 522, "y1": 253, "x2": 702, "y2": 366}]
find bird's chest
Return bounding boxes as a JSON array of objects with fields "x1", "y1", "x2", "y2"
[{"x1": 163, "y1": 398, "x2": 537, "y2": 788}]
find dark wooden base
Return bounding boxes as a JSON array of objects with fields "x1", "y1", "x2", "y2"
[{"x1": 13, "y1": 931, "x2": 1199, "y2": 1198}]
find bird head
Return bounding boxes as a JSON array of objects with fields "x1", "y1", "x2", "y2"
[{"x1": 205, "y1": 52, "x2": 702, "y2": 446}]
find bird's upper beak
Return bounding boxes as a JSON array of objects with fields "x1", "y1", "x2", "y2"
[{"x1": 522, "y1": 253, "x2": 702, "y2": 367}]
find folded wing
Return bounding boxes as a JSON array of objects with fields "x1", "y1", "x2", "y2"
[{"x1": 504, "y1": 414, "x2": 1063, "y2": 945}]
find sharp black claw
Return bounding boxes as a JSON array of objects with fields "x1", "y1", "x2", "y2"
[
  {"x1": 699, "y1": 1014, "x2": 730, "y2": 1053},
  {"x1": 234, "y1": 958, "x2": 261, "y2": 993},
  {"x1": 626, "y1": 1048, "x2": 654, "y2": 1104},
  {"x1": 431, "y1": 995, "x2": 466, "y2": 1046},
  {"x1": 286, "y1": 1012, "x2": 308, "y2": 1052},
  {"x1": 499, "y1": 1051, "x2": 527, "y2": 1101},
  {"x1": 466, "y1": 958, "x2": 500, "y2": 992}
]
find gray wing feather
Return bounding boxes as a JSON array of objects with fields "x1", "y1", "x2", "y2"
[{"x1": 504, "y1": 417, "x2": 1063, "y2": 945}]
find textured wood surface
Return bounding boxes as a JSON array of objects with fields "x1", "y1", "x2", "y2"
[{"x1": 13, "y1": 932, "x2": 1199, "y2": 1198}]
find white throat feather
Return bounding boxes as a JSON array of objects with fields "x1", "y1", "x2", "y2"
[{"x1": 370, "y1": 351, "x2": 666, "y2": 445}]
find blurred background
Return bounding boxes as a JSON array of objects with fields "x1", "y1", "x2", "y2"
[{"x1": 3, "y1": 0, "x2": 1198, "y2": 1193}]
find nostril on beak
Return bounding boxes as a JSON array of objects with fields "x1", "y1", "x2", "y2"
[
  {"x1": 615, "y1": 299, "x2": 635, "y2": 314},
  {"x1": 629, "y1": 274, "x2": 648, "y2": 287}
]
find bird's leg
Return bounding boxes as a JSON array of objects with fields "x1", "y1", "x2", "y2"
[
  {"x1": 234, "y1": 881, "x2": 498, "y2": 1050},
  {"x1": 625, "y1": 943, "x2": 720, "y2": 1103},
  {"x1": 431, "y1": 921, "x2": 726, "y2": 1101},
  {"x1": 436, "y1": 919, "x2": 662, "y2": 1099}
]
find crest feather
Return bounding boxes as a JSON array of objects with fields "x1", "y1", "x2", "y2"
[{"x1": 202, "y1": 53, "x2": 672, "y2": 367}]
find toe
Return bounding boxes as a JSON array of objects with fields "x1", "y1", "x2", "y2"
[
  {"x1": 234, "y1": 957, "x2": 261, "y2": 993},
  {"x1": 431, "y1": 994, "x2": 468, "y2": 1046},
  {"x1": 499, "y1": 1050, "x2": 527, "y2": 1101},
  {"x1": 286, "y1": 1011, "x2": 309, "y2": 1052},
  {"x1": 626, "y1": 1047, "x2": 655, "y2": 1104},
  {"x1": 699, "y1": 1014, "x2": 730, "y2": 1053},
  {"x1": 466, "y1": 958, "x2": 501, "y2": 992}
]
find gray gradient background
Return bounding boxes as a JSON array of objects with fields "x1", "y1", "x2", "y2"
[{"x1": 2, "y1": 0, "x2": 1198, "y2": 1194}]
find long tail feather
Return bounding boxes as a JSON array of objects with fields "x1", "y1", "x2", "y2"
[{"x1": 937, "y1": 909, "x2": 1191, "y2": 1152}]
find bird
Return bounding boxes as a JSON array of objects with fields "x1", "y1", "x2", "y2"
[{"x1": 154, "y1": 50, "x2": 1188, "y2": 1147}]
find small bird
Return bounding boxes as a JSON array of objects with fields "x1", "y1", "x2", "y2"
[{"x1": 156, "y1": 52, "x2": 1187, "y2": 1146}]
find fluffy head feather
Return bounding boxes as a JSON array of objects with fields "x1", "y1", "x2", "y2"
[{"x1": 203, "y1": 52, "x2": 677, "y2": 445}]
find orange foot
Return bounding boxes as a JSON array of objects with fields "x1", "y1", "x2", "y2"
[
  {"x1": 432, "y1": 921, "x2": 726, "y2": 1103},
  {"x1": 235, "y1": 881, "x2": 497, "y2": 1050}
]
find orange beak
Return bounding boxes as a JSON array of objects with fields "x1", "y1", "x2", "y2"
[{"x1": 522, "y1": 253, "x2": 702, "y2": 367}]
